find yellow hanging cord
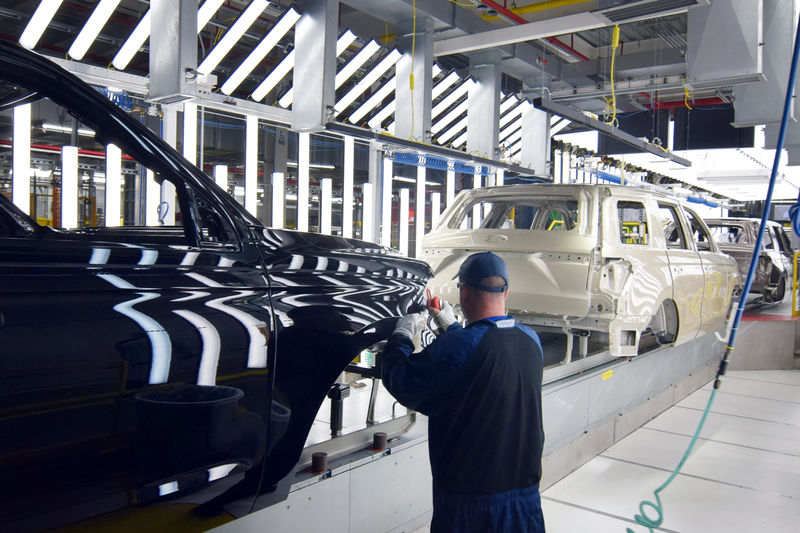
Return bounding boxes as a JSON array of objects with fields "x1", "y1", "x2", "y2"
[
  {"x1": 682, "y1": 76, "x2": 693, "y2": 110},
  {"x1": 605, "y1": 25, "x2": 620, "y2": 125}
]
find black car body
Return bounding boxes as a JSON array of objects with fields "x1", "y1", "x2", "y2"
[
  {"x1": 703, "y1": 217, "x2": 795, "y2": 302},
  {"x1": 0, "y1": 41, "x2": 430, "y2": 531}
]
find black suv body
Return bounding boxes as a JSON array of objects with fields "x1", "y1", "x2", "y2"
[{"x1": 0, "y1": 41, "x2": 430, "y2": 531}]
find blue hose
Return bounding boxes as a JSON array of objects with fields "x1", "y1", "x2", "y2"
[{"x1": 626, "y1": 12, "x2": 800, "y2": 532}]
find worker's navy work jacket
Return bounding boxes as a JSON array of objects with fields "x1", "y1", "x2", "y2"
[{"x1": 382, "y1": 316, "x2": 545, "y2": 497}]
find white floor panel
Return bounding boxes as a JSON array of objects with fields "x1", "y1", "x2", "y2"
[
  {"x1": 697, "y1": 375, "x2": 800, "y2": 403},
  {"x1": 645, "y1": 406, "x2": 800, "y2": 456},
  {"x1": 601, "y1": 428, "x2": 800, "y2": 498},
  {"x1": 724, "y1": 370, "x2": 800, "y2": 386},
  {"x1": 542, "y1": 499, "x2": 640, "y2": 532},
  {"x1": 542, "y1": 456, "x2": 799, "y2": 532},
  {"x1": 678, "y1": 388, "x2": 800, "y2": 425}
]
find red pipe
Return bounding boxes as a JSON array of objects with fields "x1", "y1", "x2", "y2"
[
  {"x1": 637, "y1": 94, "x2": 726, "y2": 110},
  {"x1": 0, "y1": 139, "x2": 134, "y2": 160}
]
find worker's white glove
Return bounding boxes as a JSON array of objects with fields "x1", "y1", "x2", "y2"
[
  {"x1": 392, "y1": 311, "x2": 428, "y2": 340},
  {"x1": 430, "y1": 300, "x2": 457, "y2": 330}
]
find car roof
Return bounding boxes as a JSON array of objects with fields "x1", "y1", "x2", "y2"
[{"x1": 455, "y1": 183, "x2": 678, "y2": 201}]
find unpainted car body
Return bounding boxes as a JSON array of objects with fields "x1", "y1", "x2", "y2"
[
  {"x1": 703, "y1": 217, "x2": 795, "y2": 303},
  {"x1": 0, "y1": 41, "x2": 430, "y2": 531},
  {"x1": 422, "y1": 184, "x2": 741, "y2": 357}
]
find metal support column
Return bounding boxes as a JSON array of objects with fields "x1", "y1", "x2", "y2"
[
  {"x1": 149, "y1": 0, "x2": 197, "y2": 103},
  {"x1": 467, "y1": 52, "x2": 502, "y2": 159},
  {"x1": 521, "y1": 103, "x2": 550, "y2": 176},
  {"x1": 292, "y1": 0, "x2": 338, "y2": 131},
  {"x1": 394, "y1": 17, "x2": 434, "y2": 142}
]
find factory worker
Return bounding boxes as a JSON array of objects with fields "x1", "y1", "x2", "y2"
[{"x1": 382, "y1": 252, "x2": 545, "y2": 532}]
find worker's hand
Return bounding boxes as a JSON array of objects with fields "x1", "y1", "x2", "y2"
[
  {"x1": 429, "y1": 300, "x2": 457, "y2": 330},
  {"x1": 392, "y1": 311, "x2": 428, "y2": 340}
]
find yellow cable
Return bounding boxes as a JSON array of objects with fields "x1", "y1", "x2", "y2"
[
  {"x1": 682, "y1": 76, "x2": 693, "y2": 110},
  {"x1": 448, "y1": 0, "x2": 475, "y2": 7},
  {"x1": 409, "y1": 0, "x2": 416, "y2": 141},
  {"x1": 605, "y1": 25, "x2": 620, "y2": 125}
]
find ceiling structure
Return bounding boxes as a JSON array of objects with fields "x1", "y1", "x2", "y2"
[{"x1": 1, "y1": 0, "x2": 797, "y2": 202}]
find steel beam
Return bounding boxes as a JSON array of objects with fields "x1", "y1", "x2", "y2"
[
  {"x1": 434, "y1": 12, "x2": 608, "y2": 56},
  {"x1": 533, "y1": 97, "x2": 692, "y2": 167}
]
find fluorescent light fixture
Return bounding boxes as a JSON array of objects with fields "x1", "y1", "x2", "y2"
[
  {"x1": 113, "y1": 0, "x2": 225, "y2": 70},
  {"x1": 415, "y1": 166, "x2": 425, "y2": 258},
  {"x1": 499, "y1": 118, "x2": 522, "y2": 143},
  {"x1": 446, "y1": 169, "x2": 455, "y2": 206},
  {"x1": 222, "y1": 8, "x2": 300, "y2": 95},
  {"x1": 500, "y1": 102, "x2": 525, "y2": 128},
  {"x1": 272, "y1": 171, "x2": 284, "y2": 228},
  {"x1": 393, "y1": 176, "x2": 415, "y2": 183},
  {"x1": 550, "y1": 117, "x2": 571, "y2": 135},
  {"x1": 349, "y1": 75, "x2": 396, "y2": 124},
  {"x1": 197, "y1": 0, "x2": 268, "y2": 75},
  {"x1": 335, "y1": 49, "x2": 402, "y2": 113},
  {"x1": 496, "y1": 168, "x2": 505, "y2": 186},
  {"x1": 321, "y1": 178, "x2": 332, "y2": 235},
  {"x1": 286, "y1": 161, "x2": 336, "y2": 170},
  {"x1": 61, "y1": 146, "x2": 78, "y2": 228},
  {"x1": 431, "y1": 71, "x2": 460, "y2": 100},
  {"x1": 431, "y1": 192, "x2": 441, "y2": 229},
  {"x1": 432, "y1": 64, "x2": 442, "y2": 78},
  {"x1": 145, "y1": 168, "x2": 160, "y2": 225},
  {"x1": 500, "y1": 95, "x2": 519, "y2": 114},
  {"x1": 183, "y1": 102, "x2": 197, "y2": 165},
  {"x1": 431, "y1": 100, "x2": 469, "y2": 135},
  {"x1": 381, "y1": 157, "x2": 392, "y2": 246},
  {"x1": 336, "y1": 40, "x2": 381, "y2": 89},
  {"x1": 276, "y1": 31, "x2": 357, "y2": 107},
  {"x1": 504, "y1": 127, "x2": 523, "y2": 147},
  {"x1": 368, "y1": 100, "x2": 395, "y2": 129},
  {"x1": 438, "y1": 117, "x2": 468, "y2": 144},
  {"x1": 105, "y1": 144, "x2": 121, "y2": 227},
  {"x1": 245, "y1": 115, "x2": 258, "y2": 215},
  {"x1": 472, "y1": 172, "x2": 482, "y2": 230},
  {"x1": 42, "y1": 123, "x2": 95, "y2": 136},
  {"x1": 68, "y1": 0, "x2": 120, "y2": 60},
  {"x1": 452, "y1": 132, "x2": 467, "y2": 149},
  {"x1": 253, "y1": 50, "x2": 294, "y2": 102},
  {"x1": 432, "y1": 79, "x2": 474, "y2": 118},
  {"x1": 362, "y1": 182, "x2": 374, "y2": 242},
  {"x1": 12, "y1": 104, "x2": 30, "y2": 215},
  {"x1": 19, "y1": 0, "x2": 63, "y2": 50},
  {"x1": 399, "y1": 188, "x2": 409, "y2": 255},
  {"x1": 198, "y1": 0, "x2": 226, "y2": 30},
  {"x1": 297, "y1": 132, "x2": 310, "y2": 231},
  {"x1": 343, "y1": 136, "x2": 354, "y2": 238},
  {"x1": 112, "y1": 10, "x2": 150, "y2": 69},
  {"x1": 214, "y1": 165, "x2": 227, "y2": 189}
]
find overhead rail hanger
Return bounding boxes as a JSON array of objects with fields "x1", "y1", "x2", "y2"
[{"x1": 534, "y1": 97, "x2": 693, "y2": 167}]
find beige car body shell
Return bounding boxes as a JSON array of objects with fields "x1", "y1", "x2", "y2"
[{"x1": 422, "y1": 184, "x2": 741, "y2": 357}]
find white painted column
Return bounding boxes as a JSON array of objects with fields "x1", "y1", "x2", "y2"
[
  {"x1": 183, "y1": 101, "x2": 197, "y2": 165},
  {"x1": 105, "y1": 144, "x2": 121, "y2": 227},
  {"x1": 12, "y1": 104, "x2": 31, "y2": 215},
  {"x1": 496, "y1": 168, "x2": 505, "y2": 186},
  {"x1": 399, "y1": 188, "x2": 409, "y2": 255},
  {"x1": 381, "y1": 156, "x2": 393, "y2": 246},
  {"x1": 362, "y1": 182, "x2": 374, "y2": 242},
  {"x1": 431, "y1": 191, "x2": 441, "y2": 229},
  {"x1": 272, "y1": 171, "x2": 284, "y2": 228},
  {"x1": 472, "y1": 169, "x2": 482, "y2": 229},
  {"x1": 446, "y1": 168, "x2": 455, "y2": 207},
  {"x1": 320, "y1": 177, "x2": 332, "y2": 235},
  {"x1": 214, "y1": 165, "x2": 228, "y2": 190},
  {"x1": 343, "y1": 135, "x2": 354, "y2": 238},
  {"x1": 415, "y1": 164, "x2": 426, "y2": 258},
  {"x1": 245, "y1": 115, "x2": 258, "y2": 216},
  {"x1": 145, "y1": 169, "x2": 160, "y2": 225},
  {"x1": 297, "y1": 132, "x2": 310, "y2": 232},
  {"x1": 161, "y1": 106, "x2": 178, "y2": 224},
  {"x1": 61, "y1": 146, "x2": 79, "y2": 229}
]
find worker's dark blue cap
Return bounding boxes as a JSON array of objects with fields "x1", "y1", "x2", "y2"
[{"x1": 453, "y1": 252, "x2": 509, "y2": 293}]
